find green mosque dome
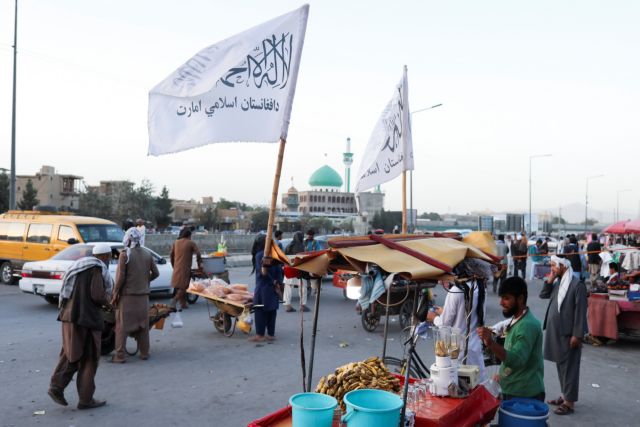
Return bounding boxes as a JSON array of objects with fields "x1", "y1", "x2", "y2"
[{"x1": 308, "y1": 165, "x2": 343, "y2": 188}]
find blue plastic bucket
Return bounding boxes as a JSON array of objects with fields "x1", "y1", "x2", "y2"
[
  {"x1": 341, "y1": 389, "x2": 403, "y2": 427},
  {"x1": 289, "y1": 393, "x2": 337, "y2": 427},
  {"x1": 499, "y1": 398, "x2": 549, "y2": 427}
]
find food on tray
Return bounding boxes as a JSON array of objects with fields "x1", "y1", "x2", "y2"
[
  {"x1": 315, "y1": 357, "x2": 401, "y2": 411},
  {"x1": 435, "y1": 340, "x2": 449, "y2": 357},
  {"x1": 226, "y1": 293, "x2": 250, "y2": 302},
  {"x1": 229, "y1": 284, "x2": 249, "y2": 292},
  {"x1": 189, "y1": 282, "x2": 206, "y2": 292}
]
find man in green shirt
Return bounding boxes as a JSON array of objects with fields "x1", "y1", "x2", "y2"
[{"x1": 477, "y1": 276, "x2": 545, "y2": 401}]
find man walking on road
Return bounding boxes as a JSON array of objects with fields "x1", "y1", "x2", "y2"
[
  {"x1": 543, "y1": 255, "x2": 587, "y2": 416},
  {"x1": 111, "y1": 228, "x2": 159, "y2": 363},
  {"x1": 48, "y1": 244, "x2": 113, "y2": 409},
  {"x1": 586, "y1": 233, "x2": 602, "y2": 288}
]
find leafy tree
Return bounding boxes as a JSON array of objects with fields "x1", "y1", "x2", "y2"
[
  {"x1": 550, "y1": 216, "x2": 567, "y2": 225},
  {"x1": 339, "y1": 218, "x2": 354, "y2": 233},
  {"x1": 217, "y1": 197, "x2": 254, "y2": 212},
  {"x1": 78, "y1": 188, "x2": 112, "y2": 219},
  {"x1": 419, "y1": 211, "x2": 442, "y2": 221},
  {"x1": 0, "y1": 172, "x2": 9, "y2": 213},
  {"x1": 154, "y1": 185, "x2": 173, "y2": 229},
  {"x1": 18, "y1": 179, "x2": 39, "y2": 210},
  {"x1": 250, "y1": 209, "x2": 270, "y2": 232},
  {"x1": 196, "y1": 206, "x2": 216, "y2": 231}
]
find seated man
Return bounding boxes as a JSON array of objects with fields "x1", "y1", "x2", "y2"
[{"x1": 477, "y1": 276, "x2": 545, "y2": 401}]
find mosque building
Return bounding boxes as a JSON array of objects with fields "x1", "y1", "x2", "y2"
[{"x1": 278, "y1": 138, "x2": 384, "y2": 232}]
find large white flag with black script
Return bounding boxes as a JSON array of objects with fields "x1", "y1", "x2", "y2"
[
  {"x1": 354, "y1": 66, "x2": 413, "y2": 193},
  {"x1": 148, "y1": 4, "x2": 309, "y2": 156}
]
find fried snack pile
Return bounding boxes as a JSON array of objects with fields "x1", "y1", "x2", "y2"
[{"x1": 315, "y1": 357, "x2": 401, "y2": 411}]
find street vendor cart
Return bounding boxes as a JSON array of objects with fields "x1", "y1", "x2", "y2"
[
  {"x1": 101, "y1": 303, "x2": 176, "y2": 356},
  {"x1": 187, "y1": 288, "x2": 253, "y2": 337}
]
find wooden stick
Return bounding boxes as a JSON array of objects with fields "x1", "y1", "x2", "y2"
[
  {"x1": 402, "y1": 170, "x2": 407, "y2": 234},
  {"x1": 262, "y1": 138, "x2": 286, "y2": 274}
]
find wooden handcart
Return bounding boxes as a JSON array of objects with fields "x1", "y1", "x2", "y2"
[{"x1": 187, "y1": 289, "x2": 253, "y2": 337}]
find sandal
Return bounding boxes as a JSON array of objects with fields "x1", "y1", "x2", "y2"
[
  {"x1": 248, "y1": 336, "x2": 266, "y2": 342},
  {"x1": 554, "y1": 403, "x2": 574, "y2": 415},
  {"x1": 547, "y1": 397, "x2": 564, "y2": 406}
]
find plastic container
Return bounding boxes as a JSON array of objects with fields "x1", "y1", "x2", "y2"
[
  {"x1": 341, "y1": 389, "x2": 403, "y2": 427},
  {"x1": 202, "y1": 256, "x2": 226, "y2": 274},
  {"x1": 499, "y1": 398, "x2": 549, "y2": 427},
  {"x1": 289, "y1": 393, "x2": 337, "y2": 427}
]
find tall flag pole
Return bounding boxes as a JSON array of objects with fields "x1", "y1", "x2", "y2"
[
  {"x1": 354, "y1": 66, "x2": 413, "y2": 231},
  {"x1": 148, "y1": 4, "x2": 309, "y2": 260}
]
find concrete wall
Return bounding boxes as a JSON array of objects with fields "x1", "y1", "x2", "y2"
[{"x1": 146, "y1": 233, "x2": 258, "y2": 256}]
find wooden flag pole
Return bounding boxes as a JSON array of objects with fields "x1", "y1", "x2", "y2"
[
  {"x1": 402, "y1": 171, "x2": 407, "y2": 234},
  {"x1": 262, "y1": 138, "x2": 286, "y2": 274}
]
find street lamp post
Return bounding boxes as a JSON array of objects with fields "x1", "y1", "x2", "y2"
[
  {"x1": 528, "y1": 154, "x2": 552, "y2": 236},
  {"x1": 409, "y1": 103, "x2": 443, "y2": 233},
  {"x1": 616, "y1": 189, "x2": 631, "y2": 222},
  {"x1": 585, "y1": 174, "x2": 604, "y2": 235}
]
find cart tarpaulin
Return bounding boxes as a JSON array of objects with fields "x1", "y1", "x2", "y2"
[
  {"x1": 290, "y1": 238, "x2": 492, "y2": 280},
  {"x1": 462, "y1": 231, "x2": 498, "y2": 257},
  {"x1": 354, "y1": 66, "x2": 413, "y2": 193},
  {"x1": 148, "y1": 4, "x2": 309, "y2": 156}
]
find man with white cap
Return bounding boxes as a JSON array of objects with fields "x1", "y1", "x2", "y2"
[
  {"x1": 48, "y1": 244, "x2": 113, "y2": 410},
  {"x1": 543, "y1": 255, "x2": 587, "y2": 416}
]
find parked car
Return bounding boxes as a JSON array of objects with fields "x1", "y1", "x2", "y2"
[
  {"x1": 19, "y1": 243, "x2": 172, "y2": 304},
  {"x1": 0, "y1": 211, "x2": 124, "y2": 285}
]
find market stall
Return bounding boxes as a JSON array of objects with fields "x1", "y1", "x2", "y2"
[
  {"x1": 247, "y1": 232, "x2": 501, "y2": 426},
  {"x1": 588, "y1": 294, "x2": 640, "y2": 340}
]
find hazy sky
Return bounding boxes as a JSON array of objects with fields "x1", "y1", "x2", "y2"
[{"x1": 1, "y1": 1, "x2": 639, "y2": 222}]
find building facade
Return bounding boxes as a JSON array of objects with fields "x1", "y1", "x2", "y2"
[{"x1": 16, "y1": 165, "x2": 82, "y2": 211}]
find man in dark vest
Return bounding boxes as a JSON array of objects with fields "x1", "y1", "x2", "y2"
[{"x1": 48, "y1": 244, "x2": 113, "y2": 409}]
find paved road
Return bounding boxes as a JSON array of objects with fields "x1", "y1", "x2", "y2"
[{"x1": 1, "y1": 267, "x2": 638, "y2": 427}]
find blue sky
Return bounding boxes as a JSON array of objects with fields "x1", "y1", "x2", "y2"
[{"x1": 1, "y1": 0, "x2": 639, "y2": 222}]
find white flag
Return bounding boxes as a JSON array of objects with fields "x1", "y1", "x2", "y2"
[
  {"x1": 354, "y1": 66, "x2": 413, "y2": 193},
  {"x1": 148, "y1": 4, "x2": 309, "y2": 156}
]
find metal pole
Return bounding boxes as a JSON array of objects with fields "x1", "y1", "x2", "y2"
[
  {"x1": 306, "y1": 279, "x2": 322, "y2": 392},
  {"x1": 585, "y1": 178, "x2": 589, "y2": 236},
  {"x1": 381, "y1": 282, "x2": 392, "y2": 359},
  {"x1": 10, "y1": 0, "x2": 18, "y2": 210},
  {"x1": 528, "y1": 156, "x2": 532, "y2": 236}
]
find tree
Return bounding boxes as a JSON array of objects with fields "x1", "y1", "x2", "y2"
[
  {"x1": 370, "y1": 209, "x2": 402, "y2": 232},
  {"x1": 550, "y1": 216, "x2": 567, "y2": 225},
  {"x1": 154, "y1": 186, "x2": 173, "y2": 229},
  {"x1": 217, "y1": 198, "x2": 254, "y2": 211},
  {"x1": 308, "y1": 217, "x2": 333, "y2": 234},
  {"x1": 78, "y1": 188, "x2": 112, "y2": 219},
  {"x1": 339, "y1": 218, "x2": 354, "y2": 233},
  {"x1": 419, "y1": 212, "x2": 442, "y2": 221},
  {"x1": 250, "y1": 209, "x2": 270, "y2": 232},
  {"x1": 0, "y1": 172, "x2": 9, "y2": 213},
  {"x1": 196, "y1": 206, "x2": 216, "y2": 231},
  {"x1": 18, "y1": 179, "x2": 39, "y2": 210}
]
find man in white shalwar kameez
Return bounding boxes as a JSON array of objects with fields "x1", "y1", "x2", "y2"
[{"x1": 428, "y1": 260, "x2": 489, "y2": 382}]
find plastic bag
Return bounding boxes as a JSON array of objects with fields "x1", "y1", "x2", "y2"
[{"x1": 171, "y1": 311, "x2": 184, "y2": 328}]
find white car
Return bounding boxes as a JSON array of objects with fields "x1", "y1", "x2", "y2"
[{"x1": 19, "y1": 243, "x2": 173, "y2": 304}]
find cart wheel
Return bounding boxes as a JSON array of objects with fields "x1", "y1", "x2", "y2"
[
  {"x1": 222, "y1": 313, "x2": 236, "y2": 337},
  {"x1": 186, "y1": 292, "x2": 199, "y2": 304},
  {"x1": 125, "y1": 337, "x2": 139, "y2": 356},
  {"x1": 361, "y1": 305, "x2": 381, "y2": 332},
  {"x1": 212, "y1": 311, "x2": 235, "y2": 336},
  {"x1": 101, "y1": 322, "x2": 115, "y2": 356},
  {"x1": 399, "y1": 298, "x2": 414, "y2": 330}
]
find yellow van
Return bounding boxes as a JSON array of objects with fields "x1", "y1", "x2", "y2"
[{"x1": 0, "y1": 211, "x2": 124, "y2": 284}]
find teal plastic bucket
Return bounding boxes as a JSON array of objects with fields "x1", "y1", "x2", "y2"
[
  {"x1": 341, "y1": 389, "x2": 403, "y2": 427},
  {"x1": 289, "y1": 392, "x2": 337, "y2": 427},
  {"x1": 499, "y1": 398, "x2": 549, "y2": 427}
]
